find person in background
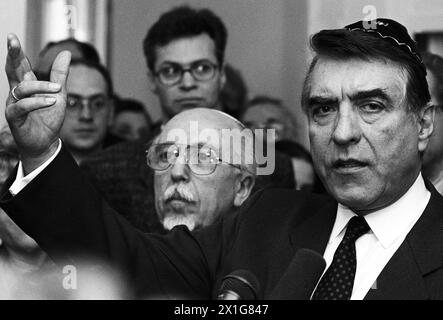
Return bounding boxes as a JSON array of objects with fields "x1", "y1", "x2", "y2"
[
  {"x1": 61, "y1": 59, "x2": 117, "y2": 164},
  {"x1": 275, "y1": 140, "x2": 325, "y2": 193},
  {"x1": 241, "y1": 95, "x2": 298, "y2": 143},
  {"x1": 241, "y1": 95, "x2": 305, "y2": 193},
  {"x1": 110, "y1": 97, "x2": 153, "y2": 142},
  {"x1": 421, "y1": 52, "x2": 443, "y2": 194},
  {"x1": 148, "y1": 109, "x2": 255, "y2": 231}
]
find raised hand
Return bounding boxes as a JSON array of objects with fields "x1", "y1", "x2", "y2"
[{"x1": 5, "y1": 33, "x2": 71, "y2": 174}]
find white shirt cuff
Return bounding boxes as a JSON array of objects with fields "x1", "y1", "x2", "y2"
[{"x1": 9, "y1": 139, "x2": 62, "y2": 196}]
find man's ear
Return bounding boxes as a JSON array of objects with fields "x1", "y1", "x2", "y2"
[
  {"x1": 147, "y1": 70, "x2": 158, "y2": 95},
  {"x1": 418, "y1": 102, "x2": 435, "y2": 153},
  {"x1": 233, "y1": 172, "x2": 255, "y2": 207}
]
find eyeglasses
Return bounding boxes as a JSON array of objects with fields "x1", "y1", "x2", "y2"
[
  {"x1": 154, "y1": 60, "x2": 218, "y2": 86},
  {"x1": 66, "y1": 94, "x2": 109, "y2": 116},
  {"x1": 146, "y1": 143, "x2": 241, "y2": 175}
]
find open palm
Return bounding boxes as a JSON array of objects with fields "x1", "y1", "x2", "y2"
[{"x1": 4, "y1": 34, "x2": 71, "y2": 172}]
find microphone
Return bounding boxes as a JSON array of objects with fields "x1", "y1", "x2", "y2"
[
  {"x1": 270, "y1": 248, "x2": 326, "y2": 300},
  {"x1": 217, "y1": 269, "x2": 260, "y2": 300}
]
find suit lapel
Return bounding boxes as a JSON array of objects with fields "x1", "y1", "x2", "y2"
[
  {"x1": 289, "y1": 198, "x2": 337, "y2": 256},
  {"x1": 267, "y1": 196, "x2": 336, "y2": 299},
  {"x1": 364, "y1": 241, "x2": 429, "y2": 299},
  {"x1": 406, "y1": 183, "x2": 443, "y2": 276},
  {"x1": 365, "y1": 183, "x2": 443, "y2": 299}
]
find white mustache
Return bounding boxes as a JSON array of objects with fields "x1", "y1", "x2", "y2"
[{"x1": 163, "y1": 184, "x2": 195, "y2": 203}]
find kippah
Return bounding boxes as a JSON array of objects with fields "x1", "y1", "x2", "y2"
[{"x1": 344, "y1": 18, "x2": 425, "y2": 72}]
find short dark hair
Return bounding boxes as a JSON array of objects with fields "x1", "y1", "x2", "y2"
[
  {"x1": 301, "y1": 29, "x2": 430, "y2": 114},
  {"x1": 422, "y1": 51, "x2": 443, "y2": 103},
  {"x1": 143, "y1": 5, "x2": 227, "y2": 72},
  {"x1": 114, "y1": 97, "x2": 152, "y2": 125},
  {"x1": 69, "y1": 58, "x2": 114, "y2": 97},
  {"x1": 39, "y1": 38, "x2": 100, "y2": 63}
]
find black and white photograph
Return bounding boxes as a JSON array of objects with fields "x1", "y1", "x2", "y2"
[{"x1": 0, "y1": 0, "x2": 442, "y2": 309}]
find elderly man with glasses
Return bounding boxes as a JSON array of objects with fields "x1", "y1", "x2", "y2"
[{"x1": 147, "y1": 108, "x2": 255, "y2": 231}]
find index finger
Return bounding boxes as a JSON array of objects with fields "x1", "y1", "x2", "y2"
[{"x1": 5, "y1": 33, "x2": 36, "y2": 89}]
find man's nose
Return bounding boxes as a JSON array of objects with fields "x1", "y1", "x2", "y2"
[
  {"x1": 179, "y1": 70, "x2": 198, "y2": 90},
  {"x1": 331, "y1": 105, "x2": 362, "y2": 145},
  {"x1": 169, "y1": 155, "x2": 191, "y2": 182},
  {"x1": 79, "y1": 103, "x2": 93, "y2": 121}
]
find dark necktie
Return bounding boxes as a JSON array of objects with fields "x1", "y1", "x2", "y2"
[{"x1": 312, "y1": 216, "x2": 370, "y2": 300}]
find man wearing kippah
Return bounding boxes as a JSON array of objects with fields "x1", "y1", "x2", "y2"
[{"x1": 3, "y1": 18, "x2": 443, "y2": 299}]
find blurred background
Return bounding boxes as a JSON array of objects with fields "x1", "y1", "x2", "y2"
[{"x1": 1, "y1": 0, "x2": 443, "y2": 147}]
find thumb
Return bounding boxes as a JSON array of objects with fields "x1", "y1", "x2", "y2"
[{"x1": 49, "y1": 50, "x2": 71, "y2": 86}]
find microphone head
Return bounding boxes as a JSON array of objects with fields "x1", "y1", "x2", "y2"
[
  {"x1": 270, "y1": 248, "x2": 326, "y2": 300},
  {"x1": 218, "y1": 270, "x2": 260, "y2": 300}
]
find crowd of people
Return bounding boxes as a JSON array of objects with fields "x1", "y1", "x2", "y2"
[{"x1": 0, "y1": 4, "x2": 443, "y2": 300}]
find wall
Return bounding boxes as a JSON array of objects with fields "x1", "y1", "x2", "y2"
[
  {"x1": 0, "y1": 0, "x2": 27, "y2": 128},
  {"x1": 308, "y1": 0, "x2": 443, "y2": 46}
]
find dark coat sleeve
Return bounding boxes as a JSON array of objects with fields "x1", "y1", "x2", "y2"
[{"x1": 0, "y1": 146, "x2": 246, "y2": 299}]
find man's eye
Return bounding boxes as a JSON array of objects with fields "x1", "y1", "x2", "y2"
[
  {"x1": 159, "y1": 149, "x2": 178, "y2": 163},
  {"x1": 91, "y1": 98, "x2": 106, "y2": 110},
  {"x1": 159, "y1": 66, "x2": 179, "y2": 77},
  {"x1": 361, "y1": 102, "x2": 384, "y2": 113},
  {"x1": 313, "y1": 105, "x2": 335, "y2": 116},
  {"x1": 157, "y1": 150, "x2": 169, "y2": 162},
  {"x1": 194, "y1": 63, "x2": 212, "y2": 74},
  {"x1": 197, "y1": 147, "x2": 216, "y2": 164},
  {"x1": 67, "y1": 97, "x2": 79, "y2": 109},
  {"x1": 198, "y1": 151, "x2": 212, "y2": 163}
]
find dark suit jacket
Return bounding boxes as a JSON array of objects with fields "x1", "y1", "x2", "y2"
[
  {"x1": 2, "y1": 147, "x2": 443, "y2": 299},
  {"x1": 81, "y1": 139, "x2": 165, "y2": 233}
]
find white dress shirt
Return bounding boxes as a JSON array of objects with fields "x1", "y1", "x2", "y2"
[
  {"x1": 9, "y1": 139, "x2": 62, "y2": 195},
  {"x1": 319, "y1": 174, "x2": 430, "y2": 300}
]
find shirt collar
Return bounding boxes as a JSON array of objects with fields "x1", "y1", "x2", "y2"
[{"x1": 333, "y1": 173, "x2": 430, "y2": 248}]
